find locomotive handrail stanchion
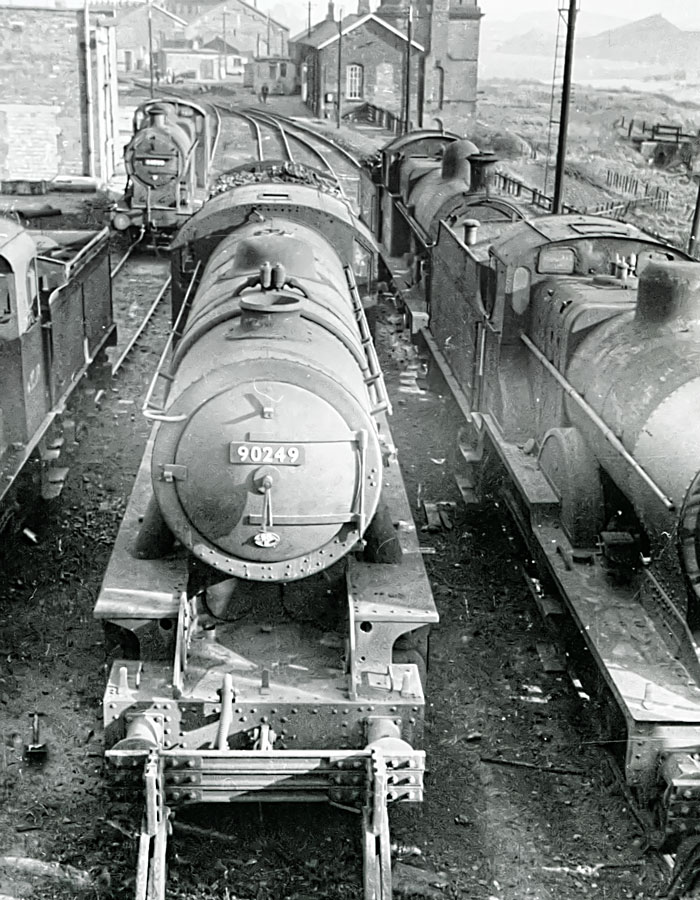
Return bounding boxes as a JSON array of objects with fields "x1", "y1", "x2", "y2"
[
  {"x1": 142, "y1": 262, "x2": 201, "y2": 422},
  {"x1": 520, "y1": 332, "x2": 675, "y2": 510}
]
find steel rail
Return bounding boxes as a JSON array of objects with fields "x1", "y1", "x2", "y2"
[
  {"x1": 245, "y1": 107, "x2": 364, "y2": 171},
  {"x1": 110, "y1": 238, "x2": 140, "y2": 278},
  {"x1": 243, "y1": 109, "x2": 347, "y2": 198},
  {"x1": 112, "y1": 274, "x2": 172, "y2": 376},
  {"x1": 228, "y1": 108, "x2": 265, "y2": 161}
]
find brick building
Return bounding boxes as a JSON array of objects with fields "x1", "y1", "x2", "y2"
[
  {"x1": 180, "y1": 0, "x2": 288, "y2": 58},
  {"x1": 245, "y1": 57, "x2": 296, "y2": 95},
  {"x1": 293, "y1": 0, "x2": 482, "y2": 129},
  {"x1": 293, "y1": 4, "x2": 423, "y2": 124},
  {"x1": 0, "y1": 3, "x2": 119, "y2": 182},
  {"x1": 377, "y1": 0, "x2": 483, "y2": 126},
  {"x1": 116, "y1": 3, "x2": 187, "y2": 73}
]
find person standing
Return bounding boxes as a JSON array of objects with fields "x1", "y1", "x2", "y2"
[{"x1": 261, "y1": 83, "x2": 269, "y2": 104}]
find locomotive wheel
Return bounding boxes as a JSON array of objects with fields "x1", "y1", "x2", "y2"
[{"x1": 538, "y1": 427, "x2": 604, "y2": 547}]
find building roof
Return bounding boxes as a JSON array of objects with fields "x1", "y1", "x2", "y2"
[
  {"x1": 294, "y1": 12, "x2": 424, "y2": 52},
  {"x1": 291, "y1": 13, "x2": 360, "y2": 48},
  {"x1": 117, "y1": 3, "x2": 187, "y2": 26},
  {"x1": 187, "y1": 0, "x2": 288, "y2": 35},
  {"x1": 204, "y1": 36, "x2": 242, "y2": 54}
]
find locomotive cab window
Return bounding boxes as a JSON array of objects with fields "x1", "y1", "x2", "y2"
[
  {"x1": 0, "y1": 258, "x2": 14, "y2": 324},
  {"x1": 510, "y1": 266, "x2": 531, "y2": 315},
  {"x1": 352, "y1": 240, "x2": 373, "y2": 288},
  {"x1": 26, "y1": 258, "x2": 39, "y2": 321},
  {"x1": 537, "y1": 246, "x2": 576, "y2": 275}
]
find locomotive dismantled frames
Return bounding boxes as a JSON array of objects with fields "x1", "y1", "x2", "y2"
[
  {"x1": 0, "y1": 218, "x2": 114, "y2": 514},
  {"x1": 112, "y1": 97, "x2": 221, "y2": 237},
  {"x1": 95, "y1": 162, "x2": 437, "y2": 899},
  {"x1": 375, "y1": 130, "x2": 700, "y2": 863}
]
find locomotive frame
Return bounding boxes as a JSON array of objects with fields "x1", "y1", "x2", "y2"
[{"x1": 96, "y1": 171, "x2": 437, "y2": 899}]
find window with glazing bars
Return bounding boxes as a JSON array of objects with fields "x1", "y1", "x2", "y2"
[{"x1": 346, "y1": 64, "x2": 363, "y2": 100}]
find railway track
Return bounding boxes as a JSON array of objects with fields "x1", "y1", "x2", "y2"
[{"x1": 109, "y1": 241, "x2": 171, "y2": 376}]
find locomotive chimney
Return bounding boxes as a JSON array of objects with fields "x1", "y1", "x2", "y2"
[
  {"x1": 149, "y1": 103, "x2": 168, "y2": 128},
  {"x1": 636, "y1": 259, "x2": 700, "y2": 329},
  {"x1": 468, "y1": 151, "x2": 498, "y2": 193},
  {"x1": 441, "y1": 138, "x2": 479, "y2": 181},
  {"x1": 463, "y1": 219, "x2": 480, "y2": 246}
]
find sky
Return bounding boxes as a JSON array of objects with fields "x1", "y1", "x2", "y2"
[
  {"x1": 257, "y1": 0, "x2": 700, "y2": 32},
  {"x1": 479, "y1": 0, "x2": 699, "y2": 28}
]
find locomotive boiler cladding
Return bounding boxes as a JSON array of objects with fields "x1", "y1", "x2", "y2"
[
  {"x1": 554, "y1": 259, "x2": 700, "y2": 618},
  {"x1": 137, "y1": 218, "x2": 386, "y2": 582}
]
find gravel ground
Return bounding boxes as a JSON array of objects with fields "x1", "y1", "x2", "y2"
[{"x1": 0, "y1": 84, "x2": 685, "y2": 900}]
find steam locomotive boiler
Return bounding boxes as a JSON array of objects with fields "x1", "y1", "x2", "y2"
[
  {"x1": 426, "y1": 211, "x2": 700, "y2": 849},
  {"x1": 367, "y1": 130, "x2": 537, "y2": 332},
  {"x1": 112, "y1": 97, "x2": 220, "y2": 237},
  {"x1": 95, "y1": 169, "x2": 437, "y2": 899}
]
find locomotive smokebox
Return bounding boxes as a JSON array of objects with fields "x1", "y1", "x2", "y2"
[
  {"x1": 635, "y1": 259, "x2": 700, "y2": 329},
  {"x1": 147, "y1": 223, "x2": 386, "y2": 582}
]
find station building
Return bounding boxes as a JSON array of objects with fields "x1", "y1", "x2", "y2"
[
  {"x1": 0, "y1": 0, "x2": 119, "y2": 182},
  {"x1": 292, "y1": 0, "x2": 482, "y2": 129}
]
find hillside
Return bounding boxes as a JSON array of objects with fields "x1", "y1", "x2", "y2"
[{"x1": 499, "y1": 13, "x2": 700, "y2": 63}]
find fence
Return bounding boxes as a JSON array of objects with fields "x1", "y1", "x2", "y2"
[
  {"x1": 342, "y1": 102, "x2": 406, "y2": 134},
  {"x1": 605, "y1": 169, "x2": 670, "y2": 210},
  {"x1": 618, "y1": 116, "x2": 699, "y2": 144},
  {"x1": 492, "y1": 171, "x2": 579, "y2": 214}
]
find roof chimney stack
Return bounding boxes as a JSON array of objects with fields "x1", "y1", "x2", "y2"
[
  {"x1": 327, "y1": 1, "x2": 335, "y2": 20},
  {"x1": 358, "y1": 0, "x2": 370, "y2": 12}
]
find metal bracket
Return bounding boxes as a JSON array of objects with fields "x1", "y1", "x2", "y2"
[
  {"x1": 362, "y1": 748, "x2": 392, "y2": 900},
  {"x1": 172, "y1": 592, "x2": 197, "y2": 698},
  {"x1": 135, "y1": 750, "x2": 169, "y2": 900}
]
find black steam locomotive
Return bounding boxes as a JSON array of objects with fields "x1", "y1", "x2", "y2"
[
  {"x1": 95, "y1": 162, "x2": 436, "y2": 899},
  {"x1": 374, "y1": 128, "x2": 700, "y2": 860},
  {"x1": 112, "y1": 97, "x2": 221, "y2": 238}
]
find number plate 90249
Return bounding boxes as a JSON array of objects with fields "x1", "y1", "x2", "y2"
[{"x1": 230, "y1": 442, "x2": 304, "y2": 466}]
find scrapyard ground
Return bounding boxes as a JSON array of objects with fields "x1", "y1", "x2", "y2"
[{"x1": 0, "y1": 78, "x2": 690, "y2": 899}]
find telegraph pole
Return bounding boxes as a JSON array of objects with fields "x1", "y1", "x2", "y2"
[
  {"x1": 308, "y1": 0, "x2": 311, "y2": 36},
  {"x1": 222, "y1": 9, "x2": 227, "y2": 76},
  {"x1": 336, "y1": 9, "x2": 343, "y2": 128},
  {"x1": 403, "y1": 3, "x2": 413, "y2": 134},
  {"x1": 552, "y1": 0, "x2": 578, "y2": 213},
  {"x1": 147, "y1": 0, "x2": 154, "y2": 97}
]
